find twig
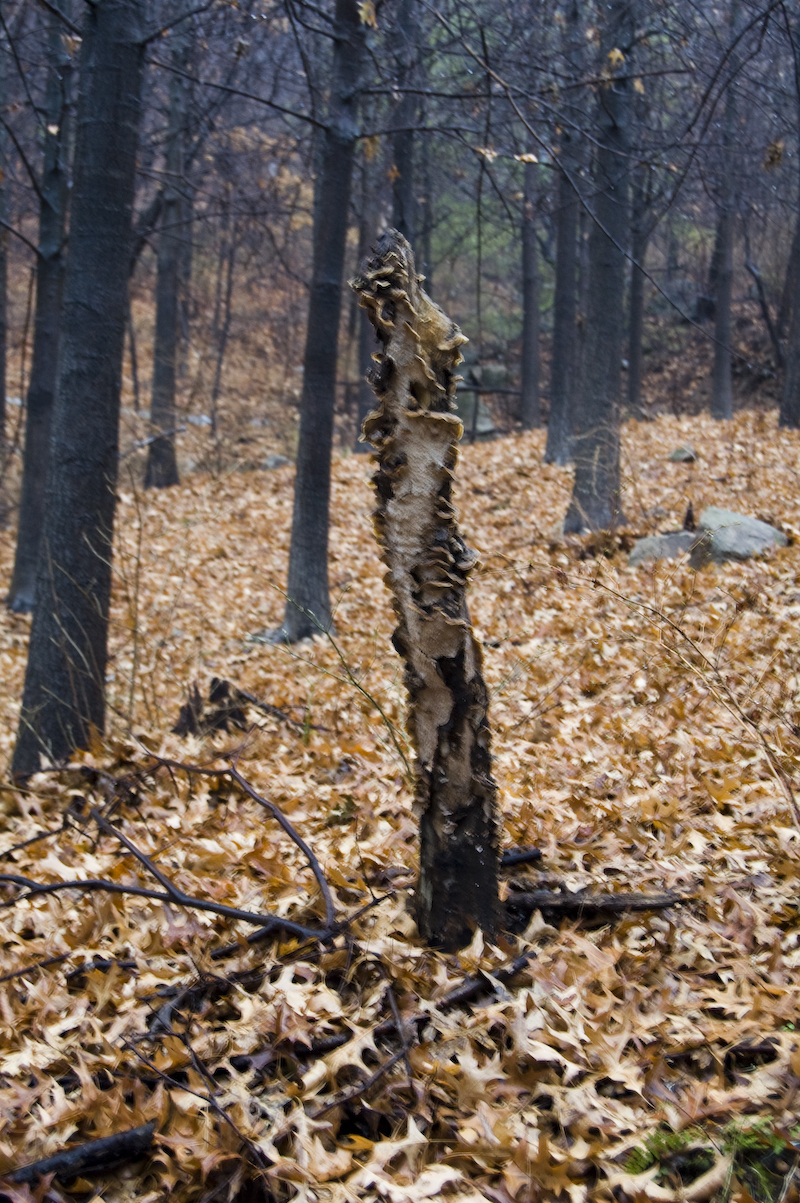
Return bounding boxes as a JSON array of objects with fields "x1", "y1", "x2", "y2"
[
  {"x1": 144, "y1": 757, "x2": 337, "y2": 928},
  {"x1": 438, "y1": 949, "x2": 538, "y2": 1010},
  {"x1": 227, "y1": 761, "x2": 337, "y2": 928},
  {"x1": 309, "y1": 1048, "x2": 407, "y2": 1119},
  {"x1": 4, "y1": 1121, "x2": 156, "y2": 1184},
  {"x1": 0, "y1": 952, "x2": 71, "y2": 985},
  {"x1": 235, "y1": 687, "x2": 329, "y2": 733}
]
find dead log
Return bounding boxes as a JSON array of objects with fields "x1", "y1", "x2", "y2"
[
  {"x1": 352, "y1": 231, "x2": 499, "y2": 950},
  {"x1": 505, "y1": 889, "x2": 685, "y2": 924}
]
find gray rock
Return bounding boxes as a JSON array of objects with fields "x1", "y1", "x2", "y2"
[
  {"x1": 454, "y1": 392, "x2": 495, "y2": 436},
  {"x1": 668, "y1": 445, "x2": 696, "y2": 462},
  {"x1": 689, "y1": 507, "x2": 788, "y2": 567},
  {"x1": 264, "y1": 453, "x2": 290, "y2": 470},
  {"x1": 629, "y1": 531, "x2": 696, "y2": 567}
]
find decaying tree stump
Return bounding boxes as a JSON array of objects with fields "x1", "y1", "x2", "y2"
[{"x1": 351, "y1": 230, "x2": 499, "y2": 950}]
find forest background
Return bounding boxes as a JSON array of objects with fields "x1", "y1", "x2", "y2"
[{"x1": 0, "y1": 1, "x2": 800, "y2": 1202}]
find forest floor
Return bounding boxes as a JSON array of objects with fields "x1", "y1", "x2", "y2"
[{"x1": 0, "y1": 407, "x2": 799, "y2": 1203}]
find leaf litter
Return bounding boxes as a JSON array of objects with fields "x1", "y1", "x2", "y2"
[{"x1": 0, "y1": 409, "x2": 799, "y2": 1202}]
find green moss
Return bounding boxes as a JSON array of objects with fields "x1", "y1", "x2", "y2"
[{"x1": 624, "y1": 1126, "x2": 704, "y2": 1175}]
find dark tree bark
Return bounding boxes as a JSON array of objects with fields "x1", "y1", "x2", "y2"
[
  {"x1": 419, "y1": 117, "x2": 433, "y2": 293},
  {"x1": 391, "y1": 0, "x2": 417, "y2": 243},
  {"x1": 777, "y1": 218, "x2": 800, "y2": 344},
  {"x1": 627, "y1": 168, "x2": 649, "y2": 415},
  {"x1": 0, "y1": 23, "x2": 8, "y2": 447},
  {"x1": 519, "y1": 159, "x2": 540, "y2": 429},
  {"x1": 354, "y1": 158, "x2": 378, "y2": 452},
  {"x1": 564, "y1": 0, "x2": 633, "y2": 534},
  {"x1": 710, "y1": 0, "x2": 739, "y2": 422},
  {"x1": 544, "y1": 0, "x2": 580, "y2": 465},
  {"x1": 210, "y1": 222, "x2": 236, "y2": 436},
  {"x1": 275, "y1": 0, "x2": 365, "y2": 642},
  {"x1": 145, "y1": 31, "x2": 189, "y2": 489},
  {"x1": 7, "y1": 11, "x2": 72, "y2": 613},
  {"x1": 780, "y1": 18, "x2": 800, "y2": 427},
  {"x1": 12, "y1": 0, "x2": 144, "y2": 778}
]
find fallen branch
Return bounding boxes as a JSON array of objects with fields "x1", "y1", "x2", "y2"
[
  {"x1": 143, "y1": 757, "x2": 336, "y2": 927},
  {"x1": 438, "y1": 949, "x2": 538, "y2": 1009},
  {"x1": 505, "y1": 889, "x2": 686, "y2": 921},
  {"x1": 4, "y1": 1121, "x2": 156, "y2": 1184},
  {"x1": 0, "y1": 868, "x2": 324, "y2": 941},
  {"x1": 500, "y1": 846, "x2": 542, "y2": 869}
]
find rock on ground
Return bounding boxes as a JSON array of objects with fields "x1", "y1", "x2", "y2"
[
  {"x1": 628, "y1": 508, "x2": 788, "y2": 569},
  {"x1": 689, "y1": 507, "x2": 788, "y2": 567}
]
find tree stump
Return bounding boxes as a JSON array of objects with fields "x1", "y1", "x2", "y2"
[{"x1": 351, "y1": 230, "x2": 499, "y2": 950}]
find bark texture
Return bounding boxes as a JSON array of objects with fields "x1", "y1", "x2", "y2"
[
  {"x1": 145, "y1": 30, "x2": 189, "y2": 488},
  {"x1": 519, "y1": 159, "x2": 540, "y2": 430},
  {"x1": 780, "y1": 16, "x2": 800, "y2": 427},
  {"x1": 278, "y1": 0, "x2": 365, "y2": 641},
  {"x1": 8, "y1": 12, "x2": 72, "y2": 612},
  {"x1": 352, "y1": 231, "x2": 499, "y2": 951},
  {"x1": 711, "y1": 0, "x2": 739, "y2": 422},
  {"x1": 627, "y1": 168, "x2": 648, "y2": 415},
  {"x1": 12, "y1": 0, "x2": 144, "y2": 778},
  {"x1": 544, "y1": 0, "x2": 581, "y2": 464},
  {"x1": 391, "y1": 0, "x2": 417, "y2": 243},
  {"x1": 564, "y1": 0, "x2": 633, "y2": 533}
]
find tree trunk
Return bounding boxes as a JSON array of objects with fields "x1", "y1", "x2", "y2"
[
  {"x1": 145, "y1": 31, "x2": 189, "y2": 489},
  {"x1": 352, "y1": 231, "x2": 499, "y2": 951},
  {"x1": 354, "y1": 158, "x2": 378, "y2": 452},
  {"x1": 519, "y1": 159, "x2": 540, "y2": 429},
  {"x1": 391, "y1": 0, "x2": 417, "y2": 243},
  {"x1": 777, "y1": 218, "x2": 800, "y2": 344},
  {"x1": 564, "y1": 0, "x2": 633, "y2": 534},
  {"x1": 780, "y1": 17, "x2": 800, "y2": 427},
  {"x1": 0, "y1": 25, "x2": 8, "y2": 447},
  {"x1": 210, "y1": 225, "x2": 236, "y2": 435},
  {"x1": 545, "y1": 156, "x2": 579, "y2": 463},
  {"x1": 7, "y1": 10, "x2": 72, "y2": 613},
  {"x1": 12, "y1": 0, "x2": 144, "y2": 778},
  {"x1": 419, "y1": 118, "x2": 433, "y2": 293},
  {"x1": 544, "y1": 0, "x2": 580, "y2": 465},
  {"x1": 276, "y1": 0, "x2": 365, "y2": 642},
  {"x1": 627, "y1": 171, "x2": 648, "y2": 415},
  {"x1": 710, "y1": 0, "x2": 739, "y2": 422}
]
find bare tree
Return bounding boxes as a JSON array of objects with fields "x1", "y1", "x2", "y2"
[
  {"x1": 710, "y1": 0, "x2": 740, "y2": 421},
  {"x1": 145, "y1": 28, "x2": 191, "y2": 488},
  {"x1": 519, "y1": 157, "x2": 540, "y2": 429},
  {"x1": 544, "y1": 0, "x2": 581, "y2": 465},
  {"x1": 7, "y1": 10, "x2": 73, "y2": 612},
  {"x1": 564, "y1": 0, "x2": 634, "y2": 533},
  {"x1": 273, "y1": 0, "x2": 366, "y2": 642},
  {"x1": 13, "y1": 0, "x2": 145, "y2": 778}
]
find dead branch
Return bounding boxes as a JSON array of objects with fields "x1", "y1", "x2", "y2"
[
  {"x1": 4, "y1": 1121, "x2": 156, "y2": 1184},
  {"x1": 500, "y1": 845, "x2": 542, "y2": 869},
  {"x1": 145, "y1": 756, "x2": 337, "y2": 927},
  {"x1": 0, "y1": 868, "x2": 324, "y2": 940},
  {"x1": 504, "y1": 889, "x2": 686, "y2": 922},
  {"x1": 309, "y1": 1048, "x2": 408, "y2": 1119}
]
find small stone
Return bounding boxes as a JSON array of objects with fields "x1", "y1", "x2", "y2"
[
  {"x1": 264, "y1": 454, "x2": 290, "y2": 470},
  {"x1": 629, "y1": 531, "x2": 696, "y2": 567},
  {"x1": 668, "y1": 445, "x2": 696, "y2": 462}
]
